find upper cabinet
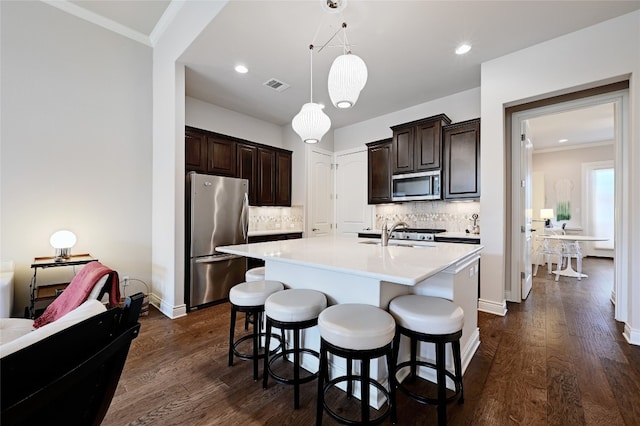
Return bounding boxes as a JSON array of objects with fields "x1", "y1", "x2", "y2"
[
  {"x1": 237, "y1": 143, "x2": 258, "y2": 205},
  {"x1": 366, "y1": 138, "x2": 393, "y2": 204},
  {"x1": 185, "y1": 129, "x2": 207, "y2": 173},
  {"x1": 442, "y1": 118, "x2": 481, "y2": 200},
  {"x1": 185, "y1": 126, "x2": 292, "y2": 206},
  {"x1": 391, "y1": 114, "x2": 451, "y2": 174},
  {"x1": 207, "y1": 135, "x2": 236, "y2": 177}
]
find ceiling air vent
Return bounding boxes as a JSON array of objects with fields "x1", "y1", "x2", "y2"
[{"x1": 263, "y1": 78, "x2": 290, "y2": 92}]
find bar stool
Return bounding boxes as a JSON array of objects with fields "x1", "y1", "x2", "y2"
[
  {"x1": 228, "y1": 280, "x2": 284, "y2": 381},
  {"x1": 389, "y1": 295, "x2": 464, "y2": 426},
  {"x1": 263, "y1": 289, "x2": 327, "y2": 409},
  {"x1": 244, "y1": 267, "x2": 266, "y2": 329},
  {"x1": 245, "y1": 266, "x2": 266, "y2": 281},
  {"x1": 316, "y1": 304, "x2": 397, "y2": 425}
]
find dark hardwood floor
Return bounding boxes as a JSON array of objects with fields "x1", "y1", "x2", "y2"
[{"x1": 103, "y1": 257, "x2": 640, "y2": 425}]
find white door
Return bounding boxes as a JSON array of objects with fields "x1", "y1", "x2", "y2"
[
  {"x1": 308, "y1": 147, "x2": 334, "y2": 237},
  {"x1": 520, "y1": 121, "x2": 533, "y2": 299},
  {"x1": 335, "y1": 148, "x2": 372, "y2": 236},
  {"x1": 583, "y1": 161, "x2": 615, "y2": 258}
]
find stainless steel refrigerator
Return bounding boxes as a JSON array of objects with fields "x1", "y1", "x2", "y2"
[{"x1": 186, "y1": 172, "x2": 248, "y2": 310}]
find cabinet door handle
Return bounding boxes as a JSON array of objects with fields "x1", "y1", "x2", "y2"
[{"x1": 312, "y1": 228, "x2": 319, "y2": 231}]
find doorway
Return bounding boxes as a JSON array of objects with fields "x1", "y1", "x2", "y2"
[{"x1": 507, "y1": 84, "x2": 628, "y2": 321}]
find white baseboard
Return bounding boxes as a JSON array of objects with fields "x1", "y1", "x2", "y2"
[
  {"x1": 478, "y1": 298, "x2": 507, "y2": 316},
  {"x1": 623, "y1": 323, "x2": 640, "y2": 346},
  {"x1": 149, "y1": 293, "x2": 187, "y2": 319}
]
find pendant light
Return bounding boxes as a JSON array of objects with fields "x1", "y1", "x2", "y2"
[
  {"x1": 327, "y1": 23, "x2": 368, "y2": 109},
  {"x1": 292, "y1": 45, "x2": 331, "y2": 144}
]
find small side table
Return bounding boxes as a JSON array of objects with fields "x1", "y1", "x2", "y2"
[{"x1": 27, "y1": 253, "x2": 97, "y2": 318}]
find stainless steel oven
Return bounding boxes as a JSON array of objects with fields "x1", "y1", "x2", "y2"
[{"x1": 392, "y1": 170, "x2": 441, "y2": 201}]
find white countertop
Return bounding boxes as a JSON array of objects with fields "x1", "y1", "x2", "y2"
[{"x1": 217, "y1": 235, "x2": 483, "y2": 286}]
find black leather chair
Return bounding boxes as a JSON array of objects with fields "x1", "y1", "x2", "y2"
[{"x1": 1, "y1": 292, "x2": 144, "y2": 426}]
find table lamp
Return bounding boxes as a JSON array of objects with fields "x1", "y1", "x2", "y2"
[
  {"x1": 50, "y1": 230, "x2": 77, "y2": 261},
  {"x1": 540, "y1": 209, "x2": 554, "y2": 228}
]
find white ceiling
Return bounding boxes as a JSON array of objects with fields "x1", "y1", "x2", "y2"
[{"x1": 62, "y1": 1, "x2": 637, "y2": 148}]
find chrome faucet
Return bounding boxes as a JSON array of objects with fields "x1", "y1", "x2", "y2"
[{"x1": 381, "y1": 221, "x2": 409, "y2": 246}]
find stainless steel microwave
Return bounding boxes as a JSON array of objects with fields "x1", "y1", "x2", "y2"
[{"x1": 392, "y1": 170, "x2": 441, "y2": 201}]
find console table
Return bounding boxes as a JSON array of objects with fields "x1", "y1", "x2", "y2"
[{"x1": 27, "y1": 253, "x2": 97, "y2": 318}]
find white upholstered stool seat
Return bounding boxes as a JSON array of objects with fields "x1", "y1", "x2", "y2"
[
  {"x1": 388, "y1": 295, "x2": 465, "y2": 426},
  {"x1": 316, "y1": 304, "x2": 397, "y2": 425},
  {"x1": 318, "y1": 303, "x2": 396, "y2": 350},
  {"x1": 263, "y1": 289, "x2": 327, "y2": 409},
  {"x1": 245, "y1": 266, "x2": 266, "y2": 282},
  {"x1": 228, "y1": 280, "x2": 284, "y2": 381},
  {"x1": 229, "y1": 280, "x2": 283, "y2": 307},
  {"x1": 265, "y1": 289, "x2": 327, "y2": 323},
  {"x1": 389, "y1": 295, "x2": 464, "y2": 335}
]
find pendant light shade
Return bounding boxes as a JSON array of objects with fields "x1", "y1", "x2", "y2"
[
  {"x1": 292, "y1": 102, "x2": 331, "y2": 144},
  {"x1": 292, "y1": 44, "x2": 331, "y2": 144},
  {"x1": 328, "y1": 52, "x2": 368, "y2": 109}
]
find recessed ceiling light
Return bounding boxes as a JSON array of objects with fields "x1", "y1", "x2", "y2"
[
  {"x1": 235, "y1": 65, "x2": 248, "y2": 74},
  {"x1": 455, "y1": 43, "x2": 472, "y2": 55},
  {"x1": 558, "y1": 138, "x2": 569, "y2": 143}
]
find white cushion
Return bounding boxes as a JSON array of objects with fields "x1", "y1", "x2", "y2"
[
  {"x1": 245, "y1": 266, "x2": 266, "y2": 282},
  {"x1": 318, "y1": 304, "x2": 395, "y2": 351},
  {"x1": 265, "y1": 289, "x2": 327, "y2": 322},
  {"x1": 389, "y1": 295, "x2": 464, "y2": 335},
  {"x1": 87, "y1": 274, "x2": 110, "y2": 301},
  {"x1": 229, "y1": 280, "x2": 284, "y2": 307},
  {"x1": 0, "y1": 299, "x2": 107, "y2": 358},
  {"x1": 0, "y1": 318, "x2": 34, "y2": 344}
]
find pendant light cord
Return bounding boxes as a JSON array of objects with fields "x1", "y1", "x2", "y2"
[{"x1": 309, "y1": 44, "x2": 314, "y2": 103}]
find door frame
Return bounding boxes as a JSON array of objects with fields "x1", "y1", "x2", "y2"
[
  {"x1": 507, "y1": 84, "x2": 628, "y2": 323},
  {"x1": 334, "y1": 146, "x2": 373, "y2": 236}
]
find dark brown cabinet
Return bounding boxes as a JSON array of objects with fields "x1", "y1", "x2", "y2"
[
  {"x1": 275, "y1": 151, "x2": 292, "y2": 206},
  {"x1": 237, "y1": 143, "x2": 257, "y2": 205},
  {"x1": 207, "y1": 136, "x2": 236, "y2": 176},
  {"x1": 443, "y1": 118, "x2": 481, "y2": 200},
  {"x1": 366, "y1": 138, "x2": 393, "y2": 204},
  {"x1": 257, "y1": 148, "x2": 276, "y2": 206},
  {"x1": 185, "y1": 126, "x2": 292, "y2": 206},
  {"x1": 185, "y1": 129, "x2": 207, "y2": 173},
  {"x1": 391, "y1": 114, "x2": 451, "y2": 174}
]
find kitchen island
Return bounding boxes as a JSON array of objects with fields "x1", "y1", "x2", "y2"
[{"x1": 217, "y1": 235, "x2": 482, "y2": 407}]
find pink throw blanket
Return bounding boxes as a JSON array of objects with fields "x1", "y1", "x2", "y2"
[{"x1": 34, "y1": 261, "x2": 120, "y2": 328}]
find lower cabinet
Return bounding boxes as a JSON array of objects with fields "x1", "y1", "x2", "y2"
[
  {"x1": 366, "y1": 138, "x2": 393, "y2": 204},
  {"x1": 443, "y1": 118, "x2": 481, "y2": 200}
]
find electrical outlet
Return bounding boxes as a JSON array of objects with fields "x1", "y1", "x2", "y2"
[{"x1": 123, "y1": 275, "x2": 130, "y2": 285}]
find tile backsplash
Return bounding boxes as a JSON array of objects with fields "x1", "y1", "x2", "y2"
[
  {"x1": 375, "y1": 201, "x2": 480, "y2": 232},
  {"x1": 249, "y1": 205, "x2": 304, "y2": 232}
]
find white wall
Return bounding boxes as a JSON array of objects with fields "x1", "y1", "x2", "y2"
[
  {"x1": 533, "y1": 144, "x2": 614, "y2": 229},
  {"x1": 186, "y1": 96, "x2": 284, "y2": 148},
  {"x1": 0, "y1": 1, "x2": 153, "y2": 316},
  {"x1": 151, "y1": 2, "x2": 227, "y2": 318},
  {"x1": 334, "y1": 87, "x2": 481, "y2": 151},
  {"x1": 481, "y1": 11, "x2": 640, "y2": 343}
]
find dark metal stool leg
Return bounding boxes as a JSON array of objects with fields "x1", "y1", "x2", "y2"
[
  {"x1": 452, "y1": 339, "x2": 464, "y2": 403},
  {"x1": 436, "y1": 342, "x2": 447, "y2": 426},
  {"x1": 316, "y1": 340, "x2": 327, "y2": 426},
  {"x1": 263, "y1": 318, "x2": 272, "y2": 389},
  {"x1": 228, "y1": 306, "x2": 237, "y2": 367},
  {"x1": 361, "y1": 358, "x2": 370, "y2": 423}
]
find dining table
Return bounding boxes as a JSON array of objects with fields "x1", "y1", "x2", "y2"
[{"x1": 540, "y1": 234, "x2": 609, "y2": 279}]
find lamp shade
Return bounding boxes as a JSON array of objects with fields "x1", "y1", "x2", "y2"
[
  {"x1": 327, "y1": 53, "x2": 368, "y2": 109},
  {"x1": 49, "y1": 230, "x2": 77, "y2": 249},
  {"x1": 540, "y1": 209, "x2": 554, "y2": 220},
  {"x1": 292, "y1": 102, "x2": 331, "y2": 144}
]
